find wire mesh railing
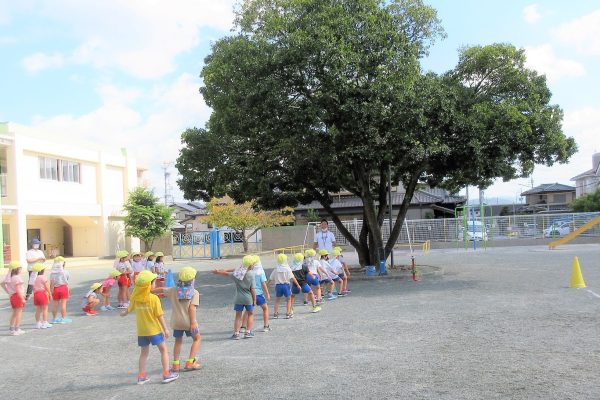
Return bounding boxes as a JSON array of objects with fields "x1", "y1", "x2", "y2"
[{"x1": 308, "y1": 212, "x2": 600, "y2": 246}]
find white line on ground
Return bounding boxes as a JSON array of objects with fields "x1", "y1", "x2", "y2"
[{"x1": 586, "y1": 289, "x2": 600, "y2": 298}]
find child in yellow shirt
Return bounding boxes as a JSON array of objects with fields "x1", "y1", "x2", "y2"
[{"x1": 120, "y1": 270, "x2": 179, "y2": 385}]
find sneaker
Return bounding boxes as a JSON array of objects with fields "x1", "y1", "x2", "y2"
[
  {"x1": 100, "y1": 306, "x2": 108, "y2": 311},
  {"x1": 162, "y1": 372, "x2": 179, "y2": 384},
  {"x1": 42, "y1": 322, "x2": 53, "y2": 329},
  {"x1": 303, "y1": 301, "x2": 308, "y2": 306},
  {"x1": 285, "y1": 313, "x2": 293, "y2": 319},
  {"x1": 337, "y1": 292, "x2": 346, "y2": 297},
  {"x1": 231, "y1": 332, "x2": 240, "y2": 340},
  {"x1": 312, "y1": 305, "x2": 322, "y2": 313},
  {"x1": 184, "y1": 359, "x2": 201, "y2": 371},
  {"x1": 240, "y1": 326, "x2": 247, "y2": 334},
  {"x1": 327, "y1": 294, "x2": 337, "y2": 300},
  {"x1": 244, "y1": 331, "x2": 255, "y2": 339},
  {"x1": 89, "y1": 309, "x2": 98, "y2": 315},
  {"x1": 343, "y1": 289, "x2": 351, "y2": 294},
  {"x1": 51, "y1": 317, "x2": 63, "y2": 324},
  {"x1": 36, "y1": 321, "x2": 43, "y2": 329},
  {"x1": 273, "y1": 313, "x2": 279, "y2": 319},
  {"x1": 171, "y1": 361, "x2": 181, "y2": 373},
  {"x1": 137, "y1": 375, "x2": 150, "y2": 385},
  {"x1": 117, "y1": 304, "x2": 126, "y2": 309},
  {"x1": 61, "y1": 317, "x2": 73, "y2": 324},
  {"x1": 262, "y1": 325, "x2": 272, "y2": 332},
  {"x1": 13, "y1": 329, "x2": 26, "y2": 336},
  {"x1": 106, "y1": 305, "x2": 115, "y2": 310}
]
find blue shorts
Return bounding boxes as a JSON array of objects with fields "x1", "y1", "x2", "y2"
[
  {"x1": 275, "y1": 283, "x2": 291, "y2": 298},
  {"x1": 138, "y1": 333, "x2": 165, "y2": 347},
  {"x1": 256, "y1": 294, "x2": 266, "y2": 306},
  {"x1": 321, "y1": 278, "x2": 332, "y2": 284},
  {"x1": 338, "y1": 273, "x2": 345, "y2": 279},
  {"x1": 234, "y1": 304, "x2": 254, "y2": 312},
  {"x1": 332, "y1": 276, "x2": 340, "y2": 281},
  {"x1": 173, "y1": 328, "x2": 200, "y2": 338},
  {"x1": 292, "y1": 283, "x2": 311, "y2": 294},
  {"x1": 307, "y1": 275, "x2": 320, "y2": 286}
]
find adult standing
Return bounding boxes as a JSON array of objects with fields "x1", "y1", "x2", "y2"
[
  {"x1": 313, "y1": 219, "x2": 336, "y2": 254},
  {"x1": 26, "y1": 238, "x2": 46, "y2": 300}
]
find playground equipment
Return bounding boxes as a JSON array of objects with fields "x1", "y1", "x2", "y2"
[
  {"x1": 549, "y1": 215, "x2": 600, "y2": 249},
  {"x1": 455, "y1": 204, "x2": 493, "y2": 250}
]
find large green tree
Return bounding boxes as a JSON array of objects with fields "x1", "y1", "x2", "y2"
[
  {"x1": 177, "y1": 0, "x2": 576, "y2": 266},
  {"x1": 124, "y1": 187, "x2": 173, "y2": 251},
  {"x1": 571, "y1": 188, "x2": 600, "y2": 212}
]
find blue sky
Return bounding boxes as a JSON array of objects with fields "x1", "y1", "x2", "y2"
[{"x1": 1, "y1": 1, "x2": 599, "y2": 205}]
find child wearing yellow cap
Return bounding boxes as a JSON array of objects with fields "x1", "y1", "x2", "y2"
[
  {"x1": 50, "y1": 256, "x2": 72, "y2": 324},
  {"x1": 268, "y1": 253, "x2": 302, "y2": 319},
  {"x1": 1, "y1": 261, "x2": 26, "y2": 335},
  {"x1": 32, "y1": 263, "x2": 52, "y2": 329},
  {"x1": 318, "y1": 250, "x2": 338, "y2": 300},
  {"x1": 333, "y1": 246, "x2": 351, "y2": 294},
  {"x1": 100, "y1": 270, "x2": 121, "y2": 311},
  {"x1": 154, "y1": 266, "x2": 201, "y2": 372},
  {"x1": 211, "y1": 255, "x2": 258, "y2": 339},
  {"x1": 290, "y1": 253, "x2": 321, "y2": 314},
  {"x1": 114, "y1": 250, "x2": 132, "y2": 309},
  {"x1": 82, "y1": 283, "x2": 102, "y2": 316},
  {"x1": 121, "y1": 270, "x2": 178, "y2": 385}
]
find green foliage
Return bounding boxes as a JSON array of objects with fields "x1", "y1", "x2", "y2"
[
  {"x1": 123, "y1": 187, "x2": 173, "y2": 250},
  {"x1": 306, "y1": 208, "x2": 321, "y2": 223},
  {"x1": 571, "y1": 188, "x2": 600, "y2": 212},
  {"x1": 176, "y1": 0, "x2": 576, "y2": 265}
]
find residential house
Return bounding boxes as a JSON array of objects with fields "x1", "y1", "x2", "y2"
[
  {"x1": 0, "y1": 122, "x2": 146, "y2": 261},
  {"x1": 519, "y1": 183, "x2": 576, "y2": 213},
  {"x1": 294, "y1": 185, "x2": 465, "y2": 223},
  {"x1": 571, "y1": 152, "x2": 600, "y2": 198},
  {"x1": 170, "y1": 201, "x2": 208, "y2": 232}
]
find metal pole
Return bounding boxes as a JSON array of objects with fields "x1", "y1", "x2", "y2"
[{"x1": 387, "y1": 165, "x2": 394, "y2": 269}]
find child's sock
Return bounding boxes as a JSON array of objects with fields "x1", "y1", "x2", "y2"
[{"x1": 163, "y1": 369, "x2": 170, "y2": 377}]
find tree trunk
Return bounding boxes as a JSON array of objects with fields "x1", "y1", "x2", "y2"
[
  {"x1": 385, "y1": 170, "x2": 422, "y2": 256},
  {"x1": 244, "y1": 228, "x2": 260, "y2": 253}
]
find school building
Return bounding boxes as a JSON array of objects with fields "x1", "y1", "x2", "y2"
[{"x1": 0, "y1": 122, "x2": 146, "y2": 262}]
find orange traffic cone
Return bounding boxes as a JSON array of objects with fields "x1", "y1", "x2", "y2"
[{"x1": 569, "y1": 256, "x2": 586, "y2": 289}]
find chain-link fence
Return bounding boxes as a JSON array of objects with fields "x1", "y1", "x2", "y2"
[{"x1": 309, "y1": 212, "x2": 600, "y2": 246}]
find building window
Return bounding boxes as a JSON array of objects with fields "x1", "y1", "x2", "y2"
[
  {"x1": 62, "y1": 160, "x2": 80, "y2": 183},
  {"x1": 553, "y1": 194, "x2": 566, "y2": 203},
  {"x1": 39, "y1": 157, "x2": 81, "y2": 183},
  {"x1": 39, "y1": 157, "x2": 59, "y2": 181}
]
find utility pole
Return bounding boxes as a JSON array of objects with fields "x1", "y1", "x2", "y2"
[{"x1": 162, "y1": 161, "x2": 173, "y2": 205}]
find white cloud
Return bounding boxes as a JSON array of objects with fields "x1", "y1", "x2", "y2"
[
  {"x1": 523, "y1": 4, "x2": 541, "y2": 24},
  {"x1": 30, "y1": 73, "x2": 211, "y2": 199},
  {"x1": 22, "y1": 52, "x2": 65, "y2": 72},
  {"x1": 555, "y1": 9, "x2": 600, "y2": 55},
  {"x1": 19, "y1": 0, "x2": 236, "y2": 78},
  {"x1": 524, "y1": 44, "x2": 585, "y2": 82}
]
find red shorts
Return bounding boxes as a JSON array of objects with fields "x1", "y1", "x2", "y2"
[
  {"x1": 33, "y1": 291, "x2": 49, "y2": 306},
  {"x1": 10, "y1": 293, "x2": 25, "y2": 309},
  {"x1": 100, "y1": 286, "x2": 111, "y2": 295},
  {"x1": 52, "y1": 285, "x2": 69, "y2": 301},
  {"x1": 118, "y1": 274, "x2": 131, "y2": 287}
]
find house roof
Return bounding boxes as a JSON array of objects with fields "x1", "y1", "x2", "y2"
[
  {"x1": 571, "y1": 168, "x2": 599, "y2": 181},
  {"x1": 171, "y1": 202, "x2": 206, "y2": 213},
  {"x1": 295, "y1": 189, "x2": 464, "y2": 211},
  {"x1": 520, "y1": 183, "x2": 575, "y2": 196}
]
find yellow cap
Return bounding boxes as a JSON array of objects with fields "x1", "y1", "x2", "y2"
[
  {"x1": 116, "y1": 250, "x2": 129, "y2": 258},
  {"x1": 7, "y1": 260, "x2": 22, "y2": 270},
  {"x1": 250, "y1": 255, "x2": 260, "y2": 265},
  {"x1": 179, "y1": 266, "x2": 197, "y2": 282},
  {"x1": 319, "y1": 249, "x2": 329, "y2": 256},
  {"x1": 304, "y1": 249, "x2": 316, "y2": 257},
  {"x1": 131, "y1": 250, "x2": 142, "y2": 257},
  {"x1": 276, "y1": 253, "x2": 288, "y2": 264},
  {"x1": 293, "y1": 253, "x2": 304, "y2": 263},
  {"x1": 333, "y1": 246, "x2": 343, "y2": 253},
  {"x1": 54, "y1": 256, "x2": 65, "y2": 263},
  {"x1": 109, "y1": 269, "x2": 122, "y2": 278},
  {"x1": 332, "y1": 248, "x2": 342, "y2": 257},
  {"x1": 90, "y1": 282, "x2": 102, "y2": 290},
  {"x1": 135, "y1": 270, "x2": 157, "y2": 285},
  {"x1": 32, "y1": 263, "x2": 47, "y2": 272},
  {"x1": 144, "y1": 251, "x2": 154, "y2": 257},
  {"x1": 154, "y1": 251, "x2": 164, "y2": 257},
  {"x1": 242, "y1": 255, "x2": 256, "y2": 268}
]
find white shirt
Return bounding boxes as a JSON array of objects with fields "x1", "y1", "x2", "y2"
[
  {"x1": 130, "y1": 260, "x2": 145, "y2": 273},
  {"x1": 308, "y1": 259, "x2": 320, "y2": 275},
  {"x1": 26, "y1": 249, "x2": 46, "y2": 271},
  {"x1": 314, "y1": 230, "x2": 336, "y2": 253},
  {"x1": 330, "y1": 258, "x2": 344, "y2": 275},
  {"x1": 319, "y1": 259, "x2": 336, "y2": 280}
]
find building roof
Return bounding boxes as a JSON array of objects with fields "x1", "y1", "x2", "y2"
[
  {"x1": 171, "y1": 201, "x2": 206, "y2": 213},
  {"x1": 295, "y1": 189, "x2": 464, "y2": 211},
  {"x1": 571, "y1": 167, "x2": 599, "y2": 181},
  {"x1": 520, "y1": 183, "x2": 575, "y2": 196}
]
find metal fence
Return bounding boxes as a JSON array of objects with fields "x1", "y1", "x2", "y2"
[
  {"x1": 308, "y1": 212, "x2": 600, "y2": 246},
  {"x1": 172, "y1": 229, "x2": 261, "y2": 259}
]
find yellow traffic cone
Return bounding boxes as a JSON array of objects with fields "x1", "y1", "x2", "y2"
[{"x1": 569, "y1": 256, "x2": 586, "y2": 289}]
